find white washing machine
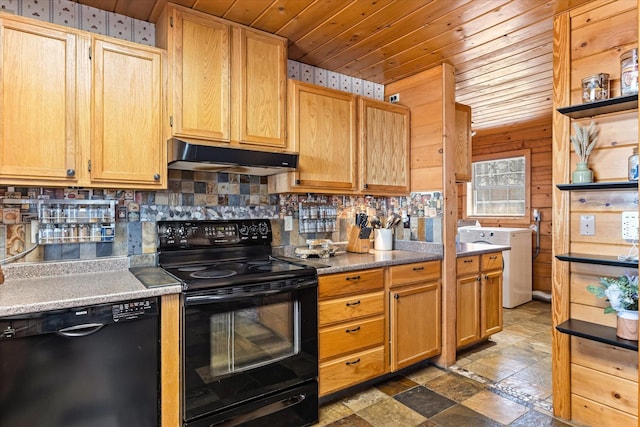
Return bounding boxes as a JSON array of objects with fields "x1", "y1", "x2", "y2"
[{"x1": 458, "y1": 227, "x2": 532, "y2": 308}]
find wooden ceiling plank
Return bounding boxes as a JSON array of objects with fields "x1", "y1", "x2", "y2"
[
  {"x1": 275, "y1": 0, "x2": 357, "y2": 46},
  {"x1": 455, "y1": 52, "x2": 553, "y2": 89},
  {"x1": 460, "y1": 83, "x2": 554, "y2": 109},
  {"x1": 455, "y1": 69, "x2": 554, "y2": 98},
  {"x1": 286, "y1": 0, "x2": 395, "y2": 59},
  {"x1": 190, "y1": 0, "x2": 236, "y2": 17},
  {"x1": 293, "y1": 0, "x2": 440, "y2": 63},
  {"x1": 347, "y1": 0, "x2": 555, "y2": 83},
  {"x1": 316, "y1": 0, "x2": 499, "y2": 72},
  {"x1": 250, "y1": 0, "x2": 316, "y2": 34},
  {"x1": 219, "y1": 0, "x2": 274, "y2": 26}
]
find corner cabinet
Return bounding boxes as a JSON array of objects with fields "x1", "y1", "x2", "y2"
[
  {"x1": 0, "y1": 14, "x2": 166, "y2": 189},
  {"x1": 269, "y1": 80, "x2": 358, "y2": 194},
  {"x1": 456, "y1": 252, "x2": 503, "y2": 349},
  {"x1": 157, "y1": 4, "x2": 287, "y2": 150},
  {"x1": 388, "y1": 261, "x2": 441, "y2": 371},
  {"x1": 359, "y1": 98, "x2": 410, "y2": 195}
]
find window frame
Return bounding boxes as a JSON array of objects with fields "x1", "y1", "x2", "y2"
[{"x1": 463, "y1": 148, "x2": 531, "y2": 226}]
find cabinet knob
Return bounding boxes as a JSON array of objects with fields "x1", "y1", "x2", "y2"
[
  {"x1": 66, "y1": 169, "x2": 75, "y2": 177},
  {"x1": 363, "y1": 183, "x2": 369, "y2": 189},
  {"x1": 153, "y1": 174, "x2": 161, "y2": 181},
  {"x1": 394, "y1": 294, "x2": 399, "y2": 299},
  {"x1": 477, "y1": 277, "x2": 481, "y2": 282},
  {"x1": 295, "y1": 179, "x2": 301, "y2": 185},
  {"x1": 345, "y1": 326, "x2": 361, "y2": 333}
]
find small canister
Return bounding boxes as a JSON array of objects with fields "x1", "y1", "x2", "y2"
[
  {"x1": 629, "y1": 148, "x2": 638, "y2": 181},
  {"x1": 621, "y1": 48, "x2": 638, "y2": 96},
  {"x1": 582, "y1": 73, "x2": 610, "y2": 102}
]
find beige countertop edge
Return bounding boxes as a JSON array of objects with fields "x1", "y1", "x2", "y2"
[
  {"x1": 455, "y1": 242, "x2": 511, "y2": 257},
  {"x1": 304, "y1": 250, "x2": 443, "y2": 275},
  {"x1": 0, "y1": 267, "x2": 182, "y2": 317}
]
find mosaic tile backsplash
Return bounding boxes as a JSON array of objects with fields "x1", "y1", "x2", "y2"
[{"x1": 0, "y1": 170, "x2": 443, "y2": 264}]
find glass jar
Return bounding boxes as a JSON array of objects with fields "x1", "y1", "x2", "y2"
[
  {"x1": 582, "y1": 73, "x2": 610, "y2": 102},
  {"x1": 621, "y1": 48, "x2": 638, "y2": 96},
  {"x1": 90, "y1": 223, "x2": 102, "y2": 242},
  {"x1": 78, "y1": 224, "x2": 90, "y2": 242},
  {"x1": 629, "y1": 148, "x2": 638, "y2": 181}
]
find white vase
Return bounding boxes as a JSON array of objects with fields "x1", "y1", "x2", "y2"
[{"x1": 616, "y1": 309, "x2": 638, "y2": 341}]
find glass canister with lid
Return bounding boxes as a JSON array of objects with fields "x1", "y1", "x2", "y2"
[
  {"x1": 582, "y1": 73, "x2": 610, "y2": 102},
  {"x1": 629, "y1": 147, "x2": 639, "y2": 181}
]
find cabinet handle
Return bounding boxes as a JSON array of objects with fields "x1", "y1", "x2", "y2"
[
  {"x1": 484, "y1": 275, "x2": 489, "y2": 280},
  {"x1": 394, "y1": 294, "x2": 399, "y2": 299},
  {"x1": 153, "y1": 174, "x2": 161, "y2": 181},
  {"x1": 345, "y1": 358, "x2": 361, "y2": 366},
  {"x1": 345, "y1": 275, "x2": 361, "y2": 281},
  {"x1": 463, "y1": 259, "x2": 474, "y2": 263},
  {"x1": 413, "y1": 266, "x2": 424, "y2": 271},
  {"x1": 489, "y1": 255, "x2": 497, "y2": 260},
  {"x1": 476, "y1": 277, "x2": 481, "y2": 282},
  {"x1": 346, "y1": 300, "x2": 361, "y2": 307},
  {"x1": 66, "y1": 169, "x2": 75, "y2": 177},
  {"x1": 345, "y1": 326, "x2": 361, "y2": 333}
]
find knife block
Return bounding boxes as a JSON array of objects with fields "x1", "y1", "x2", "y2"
[{"x1": 347, "y1": 225, "x2": 371, "y2": 253}]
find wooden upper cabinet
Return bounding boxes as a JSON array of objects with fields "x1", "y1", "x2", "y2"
[
  {"x1": 157, "y1": 4, "x2": 288, "y2": 150},
  {"x1": 0, "y1": 17, "x2": 79, "y2": 185},
  {"x1": 454, "y1": 102, "x2": 472, "y2": 183},
  {"x1": 269, "y1": 80, "x2": 357, "y2": 193},
  {"x1": 158, "y1": 6, "x2": 230, "y2": 141},
  {"x1": 233, "y1": 27, "x2": 287, "y2": 148},
  {"x1": 359, "y1": 98, "x2": 410, "y2": 195},
  {"x1": 0, "y1": 14, "x2": 166, "y2": 189},
  {"x1": 90, "y1": 37, "x2": 166, "y2": 187}
]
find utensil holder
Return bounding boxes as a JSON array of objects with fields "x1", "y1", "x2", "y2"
[
  {"x1": 347, "y1": 225, "x2": 371, "y2": 253},
  {"x1": 374, "y1": 229, "x2": 393, "y2": 251}
]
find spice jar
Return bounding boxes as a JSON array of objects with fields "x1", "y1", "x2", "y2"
[
  {"x1": 582, "y1": 73, "x2": 610, "y2": 102},
  {"x1": 629, "y1": 148, "x2": 638, "y2": 181},
  {"x1": 621, "y1": 48, "x2": 638, "y2": 96}
]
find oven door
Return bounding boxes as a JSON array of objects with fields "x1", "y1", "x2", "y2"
[{"x1": 182, "y1": 277, "x2": 318, "y2": 423}]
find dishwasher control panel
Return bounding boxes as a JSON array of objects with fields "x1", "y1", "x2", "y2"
[{"x1": 112, "y1": 299, "x2": 158, "y2": 322}]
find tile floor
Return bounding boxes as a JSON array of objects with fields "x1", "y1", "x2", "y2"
[{"x1": 315, "y1": 300, "x2": 579, "y2": 426}]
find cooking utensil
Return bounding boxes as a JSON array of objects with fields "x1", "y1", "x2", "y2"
[{"x1": 370, "y1": 217, "x2": 381, "y2": 229}]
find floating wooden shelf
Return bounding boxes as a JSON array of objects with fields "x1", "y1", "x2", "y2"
[
  {"x1": 556, "y1": 319, "x2": 638, "y2": 351},
  {"x1": 556, "y1": 94, "x2": 638, "y2": 118},
  {"x1": 555, "y1": 253, "x2": 638, "y2": 268},
  {"x1": 556, "y1": 181, "x2": 638, "y2": 191}
]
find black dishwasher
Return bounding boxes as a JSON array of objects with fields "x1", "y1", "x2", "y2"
[{"x1": 0, "y1": 297, "x2": 159, "y2": 427}]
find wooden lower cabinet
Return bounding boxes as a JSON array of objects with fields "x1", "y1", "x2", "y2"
[
  {"x1": 318, "y1": 269, "x2": 386, "y2": 397},
  {"x1": 456, "y1": 252, "x2": 503, "y2": 349},
  {"x1": 570, "y1": 337, "x2": 638, "y2": 426}
]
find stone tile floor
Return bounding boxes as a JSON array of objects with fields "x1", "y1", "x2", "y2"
[{"x1": 316, "y1": 300, "x2": 580, "y2": 426}]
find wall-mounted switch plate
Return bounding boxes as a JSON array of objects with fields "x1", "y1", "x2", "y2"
[
  {"x1": 284, "y1": 215, "x2": 293, "y2": 232},
  {"x1": 580, "y1": 215, "x2": 595, "y2": 236},
  {"x1": 622, "y1": 211, "x2": 639, "y2": 240}
]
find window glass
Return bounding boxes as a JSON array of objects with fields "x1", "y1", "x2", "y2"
[{"x1": 468, "y1": 155, "x2": 526, "y2": 216}]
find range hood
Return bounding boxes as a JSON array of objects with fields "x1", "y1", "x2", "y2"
[{"x1": 168, "y1": 138, "x2": 298, "y2": 176}]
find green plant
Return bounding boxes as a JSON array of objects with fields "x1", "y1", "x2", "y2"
[
  {"x1": 570, "y1": 121, "x2": 599, "y2": 163},
  {"x1": 587, "y1": 274, "x2": 638, "y2": 314}
]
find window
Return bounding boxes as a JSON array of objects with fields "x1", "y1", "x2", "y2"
[{"x1": 467, "y1": 149, "x2": 530, "y2": 219}]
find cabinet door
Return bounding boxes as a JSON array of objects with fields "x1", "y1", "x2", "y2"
[
  {"x1": 390, "y1": 281, "x2": 441, "y2": 371},
  {"x1": 91, "y1": 38, "x2": 166, "y2": 188},
  {"x1": 170, "y1": 8, "x2": 230, "y2": 141},
  {"x1": 359, "y1": 98, "x2": 410, "y2": 195},
  {"x1": 0, "y1": 18, "x2": 79, "y2": 185},
  {"x1": 480, "y1": 270, "x2": 503, "y2": 338},
  {"x1": 233, "y1": 27, "x2": 286, "y2": 148},
  {"x1": 454, "y1": 102, "x2": 472, "y2": 182},
  {"x1": 288, "y1": 81, "x2": 357, "y2": 192},
  {"x1": 457, "y1": 274, "x2": 480, "y2": 348}
]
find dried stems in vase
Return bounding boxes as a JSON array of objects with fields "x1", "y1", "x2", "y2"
[{"x1": 570, "y1": 121, "x2": 599, "y2": 163}]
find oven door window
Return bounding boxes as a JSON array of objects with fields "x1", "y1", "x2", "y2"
[{"x1": 207, "y1": 298, "x2": 299, "y2": 378}]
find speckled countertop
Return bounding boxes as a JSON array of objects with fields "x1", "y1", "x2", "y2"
[{"x1": 0, "y1": 257, "x2": 182, "y2": 317}]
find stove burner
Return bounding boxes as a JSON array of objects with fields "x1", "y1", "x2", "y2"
[
  {"x1": 191, "y1": 270, "x2": 238, "y2": 279},
  {"x1": 178, "y1": 266, "x2": 208, "y2": 272}
]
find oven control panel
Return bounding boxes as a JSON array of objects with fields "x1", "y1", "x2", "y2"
[{"x1": 157, "y1": 219, "x2": 272, "y2": 248}]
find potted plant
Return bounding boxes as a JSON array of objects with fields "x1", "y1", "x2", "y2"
[
  {"x1": 570, "y1": 121, "x2": 599, "y2": 183},
  {"x1": 587, "y1": 273, "x2": 638, "y2": 340}
]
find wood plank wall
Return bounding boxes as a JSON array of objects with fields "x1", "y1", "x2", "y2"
[
  {"x1": 553, "y1": 1, "x2": 639, "y2": 424},
  {"x1": 457, "y1": 118, "x2": 553, "y2": 293}
]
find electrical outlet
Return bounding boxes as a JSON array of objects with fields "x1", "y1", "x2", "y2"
[
  {"x1": 284, "y1": 215, "x2": 293, "y2": 232},
  {"x1": 580, "y1": 215, "x2": 595, "y2": 236},
  {"x1": 622, "y1": 211, "x2": 639, "y2": 240},
  {"x1": 389, "y1": 93, "x2": 400, "y2": 103}
]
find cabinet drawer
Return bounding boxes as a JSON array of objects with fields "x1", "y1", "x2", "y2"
[
  {"x1": 319, "y1": 346, "x2": 385, "y2": 396},
  {"x1": 457, "y1": 255, "x2": 479, "y2": 276},
  {"x1": 481, "y1": 252, "x2": 502, "y2": 271},
  {"x1": 319, "y1": 316, "x2": 384, "y2": 360},
  {"x1": 571, "y1": 394, "x2": 637, "y2": 427},
  {"x1": 389, "y1": 261, "x2": 441, "y2": 287},
  {"x1": 571, "y1": 363, "x2": 638, "y2": 416},
  {"x1": 319, "y1": 269, "x2": 383, "y2": 299},
  {"x1": 319, "y1": 291, "x2": 384, "y2": 327}
]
